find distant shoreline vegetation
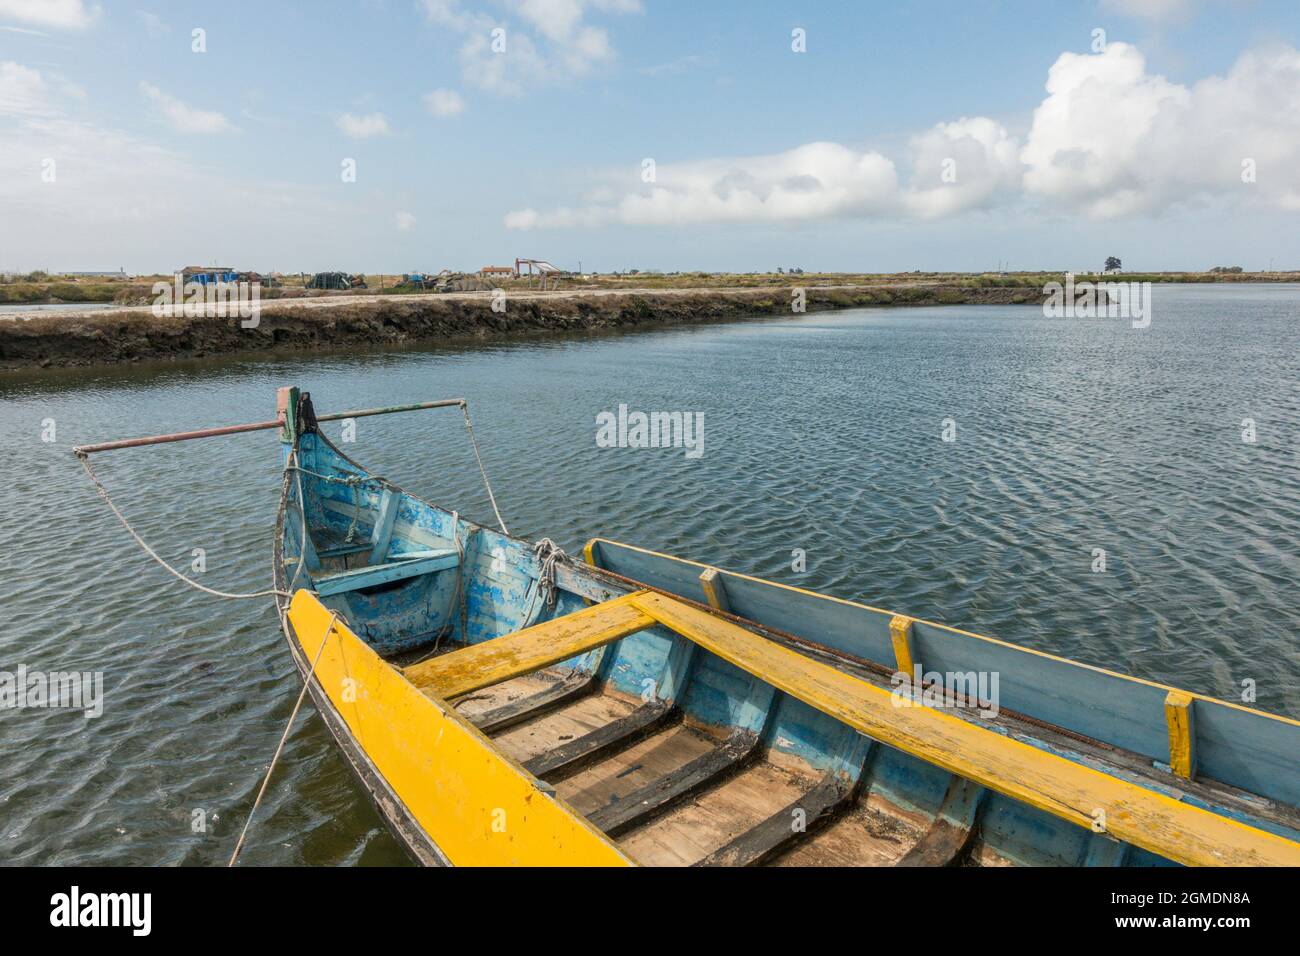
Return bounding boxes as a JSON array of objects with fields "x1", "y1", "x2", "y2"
[{"x1": 0, "y1": 269, "x2": 1294, "y2": 306}]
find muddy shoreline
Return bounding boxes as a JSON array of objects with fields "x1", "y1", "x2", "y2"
[{"x1": 0, "y1": 283, "x2": 1044, "y2": 371}]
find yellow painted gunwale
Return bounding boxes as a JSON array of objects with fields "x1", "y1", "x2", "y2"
[
  {"x1": 627, "y1": 591, "x2": 1300, "y2": 867},
  {"x1": 586, "y1": 538, "x2": 1300, "y2": 729},
  {"x1": 286, "y1": 590, "x2": 633, "y2": 867}
]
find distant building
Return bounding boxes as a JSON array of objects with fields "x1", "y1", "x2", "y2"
[{"x1": 479, "y1": 265, "x2": 514, "y2": 278}]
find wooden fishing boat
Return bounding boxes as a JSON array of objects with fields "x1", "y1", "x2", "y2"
[{"x1": 270, "y1": 388, "x2": 1300, "y2": 867}]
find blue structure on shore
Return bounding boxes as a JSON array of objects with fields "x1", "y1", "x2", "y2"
[{"x1": 181, "y1": 265, "x2": 239, "y2": 285}]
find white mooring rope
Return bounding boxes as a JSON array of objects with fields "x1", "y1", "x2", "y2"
[
  {"x1": 77, "y1": 399, "x2": 510, "y2": 601},
  {"x1": 460, "y1": 402, "x2": 510, "y2": 535},
  {"x1": 77, "y1": 451, "x2": 290, "y2": 601},
  {"x1": 228, "y1": 610, "x2": 340, "y2": 867}
]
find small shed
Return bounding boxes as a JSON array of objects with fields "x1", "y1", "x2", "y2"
[{"x1": 181, "y1": 265, "x2": 238, "y2": 285}]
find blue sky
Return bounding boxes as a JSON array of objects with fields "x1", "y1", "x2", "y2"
[{"x1": 2, "y1": 0, "x2": 1299, "y2": 274}]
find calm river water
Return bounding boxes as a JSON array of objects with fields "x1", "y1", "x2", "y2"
[{"x1": 1, "y1": 284, "x2": 1297, "y2": 865}]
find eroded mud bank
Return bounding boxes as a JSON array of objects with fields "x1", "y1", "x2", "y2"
[{"x1": 0, "y1": 284, "x2": 1044, "y2": 370}]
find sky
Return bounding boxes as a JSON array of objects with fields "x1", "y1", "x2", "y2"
[{"x1": 1, "y1": 0, "x2": 1298, "y2": 274}]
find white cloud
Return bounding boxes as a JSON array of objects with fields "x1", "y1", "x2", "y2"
[
  {"x1": 1021, "y1": 42, "x2": 1300, "y2": 217},
  {"x1": 0, "y1": 0, "x2": 99, "y2": 29},
  {"x1": 1, "y1": 61, "x2": 85, "y2": 118},
  {"x1": 509, "y1": 41, "x2": 1300, "y2": 229},
  {"x1": 0, "y1": 60, "x2": 50, "y2": 117},
  {"x1": 505, "y1": 130, "x2": 1022, "y2": 230},
  {"x1": 395, "y1": 211, "x2": 417, "y2": 231},
  {"x1": 420, "y1": 0, "x2": 477, "y2": 30},
  {"x1": 1020, "y1": 43, "x2": 1188, "y2": 216},
  {"x1": 423, "y1": 88, "x2": 465, "y2": 117},
  {"x1": 140, "y1": 81, "x2": 235, "y2": 134},
  {"x1": 903, "y1": 117, "x2": 1021, "y2": 219},
  {"x1": 136, "y1": 10, "x2": 169, "y2": 38},
  {"x1": 456, "y1": 29, "x2": 548, "y2": 95},
  {"x1": 421, "y1": 0, "x2": 639, "y2": 95},
  {"x1": 336, "y1": 111, "x2": 390, "y2": 138},
  {"x1": 0, "y1": 62, "x2": 350, "y2": 271},
  {"x1": 504, "y1": 208, "x2": 540, "y2": 229},
  {"x1": 509, "y1": 142, "x2": 902, "y2": 229},
  {"x1": 514, "y1": 0, "x2": 582, "y2": 39}
]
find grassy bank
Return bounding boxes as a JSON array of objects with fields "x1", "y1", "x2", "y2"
[
  {"x1": 4, "y1": 268, "x2": 1296, "y2": 305},
  {"x1": 0, "y1": 281, "x2": 145, "y2": 304}
]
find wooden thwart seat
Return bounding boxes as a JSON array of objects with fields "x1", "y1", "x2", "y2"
[
  {"x1": 403, "y1": 592, "x2": 655, "y2": 699},
  {"x1": 623, "y1": 591, "x2": 1300, "y2": 867},
  {"x1": 589, "y1": 729, "x2": 762, "y2": 836},
  {"x1": 317, "y1": 541, "x2": 372, "y2": 560},
  {"x1": 470, "y1": 672, "x2": 598, "y2": 734},
  {"x1": 895, "y1": 776, "x2": 987, "y2": 867},
  {"x1": 523, "y1": 699, "x2": 678, "y2": 780},
  {"x1": 695, "y1": 771, "x2": 855, "y2": 867},
  {"x1": 311, "y1": 488, "x2": 463, "y2": 596},
  {"x1": 314, "y1": 548, "x2": 459, "y2": 597}
]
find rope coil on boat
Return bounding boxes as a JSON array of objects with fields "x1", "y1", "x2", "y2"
[
  {"x1": 532, "y1": 538, "x2": 565, "y2": 610},
  {"x1": 508, "y1": 538, "x2": 568, "y2": 638}
]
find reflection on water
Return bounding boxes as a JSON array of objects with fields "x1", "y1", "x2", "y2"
[{"x1": 2, "y1": 283, "x2": 1297, "y2": 865}]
